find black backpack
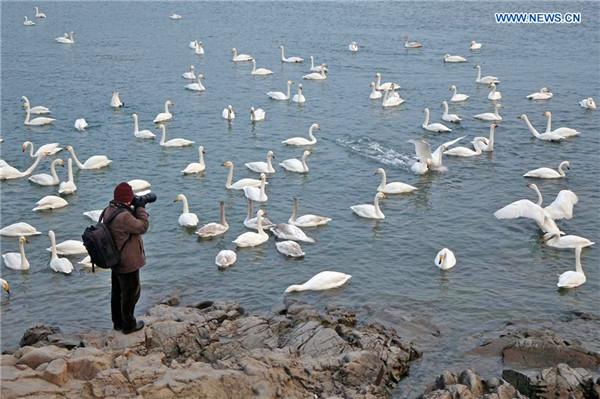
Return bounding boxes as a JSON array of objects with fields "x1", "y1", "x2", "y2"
[{"x1": 82, "y1": 207, "x2": 127, "y2": 273}]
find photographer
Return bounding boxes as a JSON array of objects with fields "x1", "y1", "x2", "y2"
[{"x1": 103, "y1": 182, "x2": 150, "y2": 334}]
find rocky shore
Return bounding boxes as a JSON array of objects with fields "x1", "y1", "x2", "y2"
[
  {"x1": 1, "y1": 298, "x2": 422, "y2": 398},
  {"x1": 2, "y1": 298, "x2": 599, "y2": 399}
]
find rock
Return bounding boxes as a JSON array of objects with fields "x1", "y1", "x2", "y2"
[
  {"x1": 458, "y1": 369, "x2": 483, "y2": 396},
  {"x1": 82, "y1": 368, "x2": 134, "y2": 398},
  {"x1": 121, "y1": 352, "x2": 168, "y2": 388},
  {"x1": 419, "y1": 369, "x2": 529, "y2": 399},
  {"x1": 47, "y1": 333, "x2": 85, "y2": 350},
  {"x1": 19, "y1": 324, "x2": 61, "y2": 347},
  {"x1": 15, "y1": 345, "x2": 69, "y2": 369},
  {"x1": 66, "y1": 347, "x2": 112, "y2": 380},
  {"x1": 43, "y1": 358, "x2": 68, "y2": 386}
]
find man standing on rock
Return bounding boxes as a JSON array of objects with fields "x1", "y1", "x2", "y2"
[{"x1": 104, "y1": 182, "x2": 149, "y2": 334}]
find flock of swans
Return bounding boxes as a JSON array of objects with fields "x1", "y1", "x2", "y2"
[{"x1": 2, "y1": 7, "x2": 597, "y2": 299}]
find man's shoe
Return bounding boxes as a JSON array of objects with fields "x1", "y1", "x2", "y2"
[
  {"x1": 113, "y1": 325, "x2": 123, "y2": 331},
  {"x1": 122, "y1": 320, "x2": 145, "y2": 335}
]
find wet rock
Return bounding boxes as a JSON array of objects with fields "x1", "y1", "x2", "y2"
[
  {"x1": 458, "y1": 369, "x2": 483, "y2": 396},
  {"x1": 19, "y1": 324, "x2": 61, "y2": 347},
  {"x1": 420, "y1": 369, "x2": 528, "y2": 399}
]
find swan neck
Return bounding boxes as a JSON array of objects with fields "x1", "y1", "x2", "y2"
[
  {"x1": 133, "y1": 115, "x2": 139, "y2": 132},
  {"x1": 374, "y1": 195, "x2": 383, "y2": 217},
  {"x1": 67, "y1": 158, "x2": 74, "y2": 182},
  {"x1": 256, "y1": 213, "x2": 264, "y2": 234},
  {"x1": 220, "y1": 203, "x2": 228, "y2": 227},
  {"x1": 575, "y1": 249, "x2": 583, "y2": 274},
  {"x1": 49, "y1": 232, "x2": 58, "y2": 260},
  {"x1": 301, "y1": 153, "x2": 309, "y2": 170},
  {"x1": 24, "y1": 153, "x2": 44, "y2": 175},
  {"x1": 25, "y1": 142, "x2": 34, "y2": 157},
  {"x1": 558, "y1": 163, "x2": 566, "y2": 177},
  {"x1": 286, "y1": 285, "x2": 302, "y2": 292},
  {"x1": 423, "y1": 109, "x2": 430, "y2": 126},
  {"x1": 226, "y1": 163, "x2": 233, "y2": 188},
  {"x1": 476, "y1": 67, "x2": 481, "y2": 80},
  {"x1": 286, "y1": 83, "x2": 291, "y2": 99},
  {"x1": 164, "y1": 102, "x2": 170, "y2": 113},
  {"x1": 380, "y1": 170, "x2": 387, "y2": 187},
  {"x1": 180, "y1": 195, "x2": 190, "y2": 214},
  {"x1": 246, "y1": 199, "x2": 253, "y2": 221},
  {"x1": 522, "y1": 116, "x2": 540, "y2": 137},
  {"x1": 24, "y1": 107, "x2": 31, "y2": 124},
  {"x1": 308, "y1": 126, "x2": 317, "y2": 142},
  {"x1": 376, "y1": 75, "x2": 381, "y2": 87},
  {"x1": 50, "y1": 159, "x2": 60, "y2": 180},
  {"x1": 291, "y1": 198, "x2": 298, "y2": 221},
  {"x1": 252, "y1": 59, "x2": 256, "y2": 72},
  {"x1": 488, "y1": 125, "x2": 495, "y2": 149},
  {"x1": 266, "y1": 154, "x2": 273, "y2": 170},
  {"x1": 67, "y1": 148, "x2": 84, "y2": 169},
  {"x1": 531, "y1": 184, "x2": 543, "y2": 206},
  {"x1": 443, "y1": 102, "x2": 449, "y2": 115},
  {"x1": 19, "y1": 239, "x2": 27, "y2": 265},
  {"x1": 160, "y1": 126, "x2": 166, "y2": 145},
  {"x1": 545, "y1": 113, "x2": 552, "y2": 133},
  {"x1": 474, "y1": 139, "x2": 484, "y2": 155},
  {"x1": 310, "y1": 57, "x2": 315, "y2": 68},
  {"x1": 260, "y1": 176, "x2": 266, "y2": 196},
  {"x1": 199, "y1": 148, "x2": 205, "y2": 166},
  {"x1": 280, "y1": 47, "x2": 285, "y2": 61}
]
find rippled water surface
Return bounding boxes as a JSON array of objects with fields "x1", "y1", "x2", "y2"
[{"x1": 1, "y1": 1, "x2": 599, "y2": 395}]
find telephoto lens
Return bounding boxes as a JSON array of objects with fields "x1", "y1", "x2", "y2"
[{"x1": 133, "y1": 192, "x2": 157, "y2": 207}]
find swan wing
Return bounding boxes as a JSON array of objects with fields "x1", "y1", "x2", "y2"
[
  {"x1": 50, "y1": 258, "x2": 73, "y2": 274},
  {"x1": 0, "y1": 222, "x2": 41, "y2": 236},
  {"x1": 544, "y1": 190, "x2": 578, "y2": 220},
  {"x1": 276, "y1": 241, "x2": 305, "y2": 257},
  {"x1": 557, "y1": 271, "x2": 585, "y2": 288},
  {"x1": 493, "y1": 199, "x2": 546, "y2": 225},
  {"x1": 408, "y1": 139, "x2": 432, "y2": 163},
  {"x1": 196, "y1": 222, "x2": 227, "y2": 237},
  {"x1": 215, "y1": 250, "x2": 236, "y2": 267}
]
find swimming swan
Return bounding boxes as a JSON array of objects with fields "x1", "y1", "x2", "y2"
[
  {"x1": 215, "y1": 250, "x2": 236, "y2": 267},
  {"x1": 22, "y1": 141, "x2": 61, "y2": 157},
  {"x1": 250, "y1": 107, "x2": 265, "y2": 121},
  {"x1": 404, "y1": 35, "x2": 422, "y2": 48},
  {"x1": 245, "y1": 150, "x2": 275, "y2": 173},
  {"x1": 55, "y1": 32, "x2": 75, "y2": 44},
  {"x1": 370, "y1": 82, "x2": 383, "y2": 99},
  {"x1": 35, "y1": 7, "x2": 46, "y2": 18},
  {"x1": 222, "y1": 161, "x2": 263, "y2": 190},
  {"x1": 233, "y1": 210, "x2": 269, "y2": 247},
  {"x1": 46, "y1": 233, "x2": 86, "y2": 255},
  {"x1": 231, "y1": 48, "x2": 252, "y2": 62},
  {"x1": 488, "y1": 83, "x2": 501, "y2": 100},
  {"x1": 523, "y1": 161, "x2": 570, "y2": 179},
  {"x1": 74, "y1": 118, "x2": 88, "y2": 131},
  {"x1": 557, "y1": 247, "x2": 586, "y2": 288},
  {"x1": 174, "y1": 194, "x2": 199, "y2": 227},
  {"x1": 443, "y1": 54, "x2": 466, "y2": 63},
  {"x1": 270, "y1": 224, "x2": 314, "y2": 243},
  {"x1": 2, "y1": 237, "x2": 30, "y2": 271},
  {"x1": 182, "y1": 65, "x2": 196, "y2": 80},
  {"x1": 309, "y1": 56, "x2": 327, "y2": 72},
  {"x1": 423, "y1": 108, "x2": 451, "y2": 132},
  {"x1": 351, "y1": 192, "x2": 386, "y2": 219},
  {"x1": 196, "y1": 201, "x2": 229, "y2": 238},
  {"x1": 374, "y1": 168, "x2": 417, "y2": 194},
  {"x1": 474, "y1": 65, "x2": 499, "y2": 84},
  {"x1": 449, "y1": 85, "x2": 469, "y2": 102},
  {"x1": 1, "y1": 152, "x2": 47, "y2": 180},
  {"x1": 47, "y1": 231, "x2": 74, "y2": 274},
  {"x1": 280, "y1": 150, "x2": 310, "y2": 173},
  {"x1": 244, "y1": 198, "x2": 275, "y2": 230},
  {"x1": 518, "y1": 114, "x2": 564, "y2": 142},
  {"x1": 24, "y1": 16, "x2": 35, "y2": 26},
  {"x1": 153, "y1": 100, "x2": 173, "y2": 123},
  {"x1": 267, "y1": 80, "x2": 294, "y2": 100},
  {"x1": 251, "y1": 59, "x2": 273, "y2": 75},
  {"x1": 444, "y1": 137, "x2": 488, "y2": 157},
  {"x1": 473, "y1": 123, "x2": 497, "y2": 152},
  {"x1": 243, "y1": 173, "x2": 268, "y2": 202},
  {"x1": 58, "y1": 158, "x2": 76, "y2": 194},
  {"x1": 278, "y1": 45, "x2": 303, "y2": 63},
  {"x1": 222, "y1": 105, "x2": 235, "y2": 120},
  {"x1": 526, "y1": 183, "x2": 578, "y2": 220},
  {"x1": 182, "y1": 146, "x2": 205, "y2": 174},
  {"x1": 435, "y1": 248, "x2": 456, "y2": 270},
  {"x1": 23, "y1": 103, "x2": 55, "y2": 126},
  {"x1": 441, "y1": 101, "x2": 461, "y2": 123},
  {"x1": 288, "y1": 197, "x2": 331, "y2": 227},
  {"x1": 282, "y1": 123, "x2": 320, "y2": 146},
  {"x1": 349, "y1": 42, "x2": 358, "y2": 52},
  {"x1": 0, "y1": 222, "x2": 41, "y2": 237},
  {"x1": 132, "y1": 113, "x2": 156, "y2": 139},
  {"x1": 28, "y1": 158, "x2": 64, "y2": 186},
  {"x1": 194, "y1": 41, "x2": 204, "y2": 55},
  {"x1": 110, "y1": 91, "x2": 123, "y2": 107},
  {"x1": 32, "y1": 195, "x2": 68, "y2": 211},
  {"x1": 375, "y1": 73, "x2": 400, "y2": 92},
  {"x1": 303, "y1": 68, "x2": 326, "y2": 80},
  {"x1": 285, "y1": 271, "x2": 351, "y2": 293},
  {"x1": 543, "y1": 111, "x2": 580, "y2": 137},
  {"x1": 65, "y1": 146, "x2": 112, "y2": 169},
  {"x1": 527, "y1": 87, "x2": 553, "y2": 100},
  {"x1": 470, "y1": 41, "x2": 482, "y2": 50},
  {"x1": 292, "y1": 84, "x2": 306, "y2": 103},
  {"x1": 579, "y1": 97, "x2": 596, "y2": 109},
  {"x1": 474, "y1": 103, "x2": 502, "y2": 121},
  {"x1": 156, "y1": 124, "x2": 194, "y2": 147},
  {"x1": 21, "y1": 96, "x2": 51, "y2": 114},
  {"x1": 542, "y1": 232, "x2": 594, "y2": 250},
  {"x1": 382, "y1": 86, "x2": 404, "y2": 107},
  {"x1": 276, "y1": 241, "x2": 305, "y2": 257},
  {"x1": 185, "y1": 74, "x2": 205, "y2": 91}
]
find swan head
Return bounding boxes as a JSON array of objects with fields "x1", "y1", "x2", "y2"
[
  {"x1": 375, "y1": 72, "x2": 381, "y2": 78},
  {"x1": 303, "y1": 150, "x2": 311, "y2": 157},
  {"x1": 260, "y1": 173, "x2": 266, "y2": 180},
  {"x1": 199, "y1": 146, "x2": 205, "y2": 154},
  {"x1": 543, "y1": 111, "x2": 551, "y2": 116},
  {"x1": 517, "y1": 114, "x2": 525, "y2": 120},
  {"x1": 287, "y1": 80, "x2": 294, "y2": 85},
  {"x1": 312, "y1": 123, "x2": 321, "y2": 131},
  {"x1": 562, "y1": 161, "x2": 571, "y2": 170},
  {"x1": 541, "y1": 232, "x2": 560, "y2": 243},
  {"x1": 492, "y1": 122, "x2": 498, "y2": 128},
  {"x1": 488, "y1": 83, "x2": 496, "y2": 89},
  {"x1": 20, "y1": 236, "x2": 29, "y2": 244},
  {"x1": 443, "y1": 54, "x2": 451, "y2": 59},
  {"x1": 58, "y1": 160, "x2": 65, "y2": 167},
  {"x1": 222, "y1": 161, "x2": 232, "y2": 167},
  {"x1": 474, "y1": 64, "x2": 481, "y2": 69},
  {"x1": 374, "y1": 168, "x2": 384, "y2": 175},
  {"x1": 277, "y1": 45, "x2": 283, "y2": 49},
  {"x1": 526, "y1": 183, "x2": 537, "y2": 190},
  {"x1": 449, "y1": 85, "x2": 456, "y2": 91},
  {"x1": 231, "y1": 48, "x2": 237, "y2": 53},
  {"x1": 471, "y1": 40, "x2": 476, "y2": 45},
  {"x1": 65, "y1": 146, "x2": 73, "y2": 151},
  {"x1": 541, "y1": 87, "x2": 549, "y2": 93},
  {"x1": 190, "y1": 65, "x2": 194, "y2": 70},
  {"x1": 496, "y1": 103, "x2": 502, "y2": 109},
  {"x1": 256, "y1": 209, "x2": 265, "y2": 217},
  {"x1": 131, "y1": 113, "x2": 137, "y2": 119},
  {"x1": 370, "y1": 82, "x2": 376, "y2": 88},
  {"x1": 167, "y1": 100, "x2": 174, "y2": 106},
  {"x1": 173, "y1": 194, "x2": 184, "y2": 203},
  {"x1": 376, "y1": 192, "x2": 387, "y2": 199},
  {"x1": 227, "y1": 105, "x2": 233, "y2": 112},
  {"x1": 267, "y1": 151, "x2": 274, "y2": 158},
  {"x1": 1, "y1": 280, "x2": 8, "y2": 295},
  {"x1": 423, "y1": 108, "x2": 430, "y2": 114},
  {"x1": 250, "y1": 107, "x2": 255, "y2": 114},
  {"x1": 197, "y1": 74, "x2": 204, "y2": 80},
  {"x1": 155, "y1": 124, "x2": 165, "y2": 130},
  {"x1": 298, "y1": 84, "x2": 303, "y2": 91}
]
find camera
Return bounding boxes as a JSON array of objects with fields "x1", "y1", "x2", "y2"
[{"x1": 132, "y1": 192, "x2": 157, "y2": 208}]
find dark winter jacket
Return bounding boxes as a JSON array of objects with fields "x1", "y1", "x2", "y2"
[{"x1": 103, "y1": 204, "x2": 149, "y2": 274}]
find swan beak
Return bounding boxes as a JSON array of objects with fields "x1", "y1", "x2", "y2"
[
  {"x1": 526, "y1": 183, "x2": 532, "y2": 188},
  {"x1": 173, "y1": 197, "x2": 179, "y2": 202},
  {"x1": 381, "y1": 194, "x2": 387, "y2": 199},
  {"x1": 202, "y1": 150, "x2": 206, "y2": 154},
  {"x1": 22, "y1": 237, "x2": 28, "y2": 243},
  {"x1": 221, "y1": 162, "x2": 228, "y2": 166},
  {"x1": 541, "y1": 237, "x2": 547, "y2": 243},
  {"x1": 440, "y1": 254, "x2": 444, "y2": 263},
  {"x1": 374, "y1": 171, "x2": 378, "y2": 175},
  {"x1": 3, "y1": 283, "x2": 8, "y2": 294},
  {"x1": 426, "y1": 161, "x2": 432, "y2": 166},
  {"x1": 60, "y1": 162, "x2": 65, "y2": 167},
  {"x1": 566, "y1": 165, "x2": 571, "y2": 170}
]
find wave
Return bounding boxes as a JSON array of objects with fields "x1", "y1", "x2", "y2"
[{"x1": 335, "y1": 136, "x2": 413, "y2": 169}]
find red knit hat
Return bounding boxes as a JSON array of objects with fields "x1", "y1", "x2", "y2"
[{"x1": 114, "y1": 182, "x2": 134, "y2": 204}]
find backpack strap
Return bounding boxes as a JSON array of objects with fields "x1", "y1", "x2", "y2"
[{"x1": 103, "y1": 208, "x2": 126, "y2": 225}]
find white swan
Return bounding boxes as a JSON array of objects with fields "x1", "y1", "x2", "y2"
[
  {"x1": 24, "y1": 16, "x2": 35, "y2": 26},
  {"x1": 251, "y1": 59, "x2": 273, "y2": 75},
  {"x1": 518, "y1": 114, "x2": 564, "y2": 142},
  {"x1": 174, "y1": 194, "x2": 199, "y2": 227},
  {"x1": 409, "y1": 136, "x2": 464, "y2": 169},
  {"x1": 369, "y1": 82, "x2": 382, "y2": 99},
  {"x1": 83, "y1": 210, "x2": 102, "y2": 223},
  {"x1": 231, "y1": 47, "x2": 252, "y2": 62},
  {"x1": 233, "y1": 210, "x2": 269, "y2": 247},
  {"x1": 579, "y1": 97, "x2": 596, "y2": 109},
  {"x1": 349, "y1": 42, "x2": 358, "y2": 52},
  {"x1": 0, "y1": 278, "x2": 9, "y2": 294},
  {"x1": 65, "y1": 146, "x2": 112, "y2": 169},
  {"x1": 285, "y1": 271, "x2": 351, "y2": 293},
  {"x1": 29, "y1": 158, "x2": 64, "y2": 186},
  {"x1": 156, "y1": 124, "x2": 194, "y2": 147},
  {"x1": 21, "y1": 96, "x2": 50, "y2": 114},
  {"x1": 474, "y1": 103, "x2": 502, "y2": 121},
  {"x1": 470, "y1": 41, "x2": 482, "y2": 50},
  {"x1": 243, "y1": 173, "x2": 268, "y2": 202},
  {"x1": 127, "y1": 179, "x2": 150, "y2": 193},
  {"x1": 110, "y1": 91, "x2": 123, "y2": 107},
  {"x1": 185, "y1": 74, "x2": 205, "y2": 91},
  {"x1": 55, "y1": 31, "x2": 75, "y2": 44},
  {"x1": 404, "y1": 35, "x2": 422, "y2": 48},
  {"x1": 280, "y1": 150, "x2": 310, "y2": 173},
  {"x1": 246, "y1": 151, "x2": 275, "y2": 174},
  {"x1": 292, "y1": 84, "x2": 306, "y2": 103},
  {"x1": 526, "y1": 183, "x2": 578, "y2": 220},
  {"x1": 35, "y1": 7, "x2": 46, "y2": 18},
  {"x1": 449, "y1": 85, "x2": 469, "y2": 102},
  {"x1": 473, "y1": 123, "x2": 497, "y2": 152},
  {"x1": 488, "y1": 83, "x2": 501, "y2": 100},
  {"x1": 441, "y1": 101, "x2": 461, "y2": 123},
  {"x1": 493, "y1": 186, "x2": 561, "y2": 234},
  {"x1": 47, "y1": 231, "x2": 74, "y2": 274},
  {"x1": 543, "y1": 111, "x2": 580, "y2": 137},
  {"x1": 434, "y1": 248, "x2": 456, "y2": 270},
  {"x1": 278, "y1": 45, "x2": 303, "y2": 63},
  {"x1": 182, "y1": 65, "x2": 195, "y2": 79},
  {"x1": 194, "y1": 41, "x2": 204, "y2": 55},
  {"x1": 57, "y1": 158, "x2": 76, "y2": 194},
  {"x1": 375, "y1": 168, "x2": 417, "y2": 194},
  {"x1": 153, "y1": 100, "x2": 173, "y2": 123},
  {"x1": 250, "y1": 106, "x2": 265, "y2": 121},
  {"x1": 270, "y1": 224, "x2": 314, "y2": 243},
  {"x1": 244, "y1": 198, "x2": 275, "y2": 230},
  {"x1": 381, "y1": 86, "x2": 404, "y2": 107},
  {"x1": 288, "y1": 197, "x2": 331, "y2": 227},
  {"x1": 443, "y1": 54, "x2": 466, "y2": 63},
  {"x1": 23, "y1": 103, "x2": 55, "y2": 126},
  {"x1": 189, "y1": 40, "x2": 198, "y2": 49},
  {"x1": 524, "y1": 160, "x2": 570, "y2": 179},
  {"x1": 0, "y1": 223, "x2": 41, "y2": 237},
  {"x1": 1, "y1": 152, "x2": 46, "y2": 180},
  {"x1": 33, "y1": 195, "x2": 68, "y2": 211},
  {"x1": 423, "y1": 108, "x2": 451, "y2": 132},
  {"x1": 375, "y1": 73, "x2": 400, "y2": 92},
  {"x1": 557, "y1": 247, "x2": 586, "y2": 288},
  {"x1": 73, "y1": 118, "x2": 88, "y2": 131},
  {"x1": 132, "y1": 114, "x2": 155, "y2": 139},
  {"x1": 444, "y1": 137, "x2": 488, "y2": 157},
  {"x1": 351, "y1": 192, "x2": 386, "y2": 219},
  {"x1": 22, "y1": 141, "x2": 61, "y2": 158},
  {"x1": 542, "y1": 232, "x2": 594, "y2": 249},
  {"x1": 267, "y1": 80, "x2": 294, "y2": 100},
  {"x1": 78, "y1": 256, "x2": 92, "y2": 268},
  {"x1": 215, "y1": 250, "x2": 236, "y2": 267},
  {"x1": 282, "y1": 123, "x2": 320, "y2": 146},
  {"x1": 222, "y1": 105, "x2": 235, "y2": 120},
  {"x1": 182, "y1": 146, "x2": 205, "y2": 174},
  {"x1": 169, "y1": 14, "x2": 182, "y2": 20},
  {"x1": 474, "y1": 65, "x2": 499, "y2": 84},
  {"x1": 196, "y1": 201, "x2": 229, "y2": 238},
  {"x1": 2, "y1": 237, "x2": 30, "y2": 271},
  {"x1": 46, "y1": 233, "x2": 86, "y2": 255},
  {"x1": 527, "y1": 87, "x2": 553, "y2": 100},
  {"x1": 309, "y1": 56, "x2": 327, "y2": 72},
  {"x1": 276, "y1": 241, "x2": 305, "y2": 257},
  {"x1": 222, "y1": 161, "x2": 263, "y2": 190},
  {"x1": 302, "y1": 68, "x2": 326, "y2": 80}
]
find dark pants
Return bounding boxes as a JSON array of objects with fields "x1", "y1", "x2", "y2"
[{"x1": 111, "y1": 270, "x2": 141, "y2": 330}]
